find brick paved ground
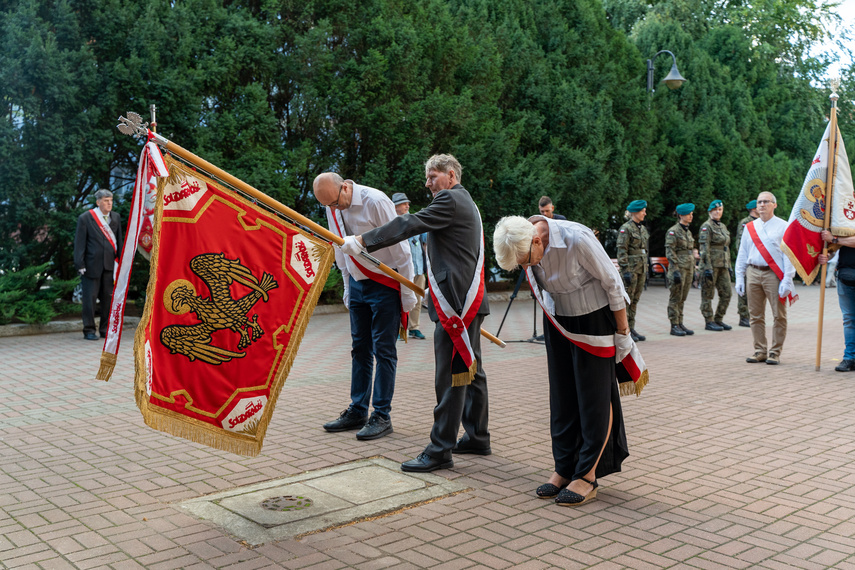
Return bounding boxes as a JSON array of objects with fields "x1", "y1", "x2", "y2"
[{"x1": 2, "y1": 283, "x2": 855, "y2": 569}]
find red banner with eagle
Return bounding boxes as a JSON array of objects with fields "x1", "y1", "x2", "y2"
[{"x1": 135, "y1": 156, "x2": 334, "y2": 456}]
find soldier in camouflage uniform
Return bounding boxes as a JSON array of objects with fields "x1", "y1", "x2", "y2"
[
  {"x1": 666, "y1": 203, "x2": 697, "y2": 337},
  {"x1": 699, "y1": 200, "x2": 733, "y2": 331},
  {"x1": 734, "y1": 200, "x2": 758, "y2": 327},
  {"x1": 617, "y1": 200, "x2": 649, "y2": 342}
]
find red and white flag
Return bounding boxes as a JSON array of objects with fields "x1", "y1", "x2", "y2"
[{"x1": 782, "y1": 121, "x2": 854, "y2": 284}]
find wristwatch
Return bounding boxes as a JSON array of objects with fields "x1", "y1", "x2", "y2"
[
  {"x1": 833, "y1": 236, "x2": 839, "y2": 244},
  {"x1": 616, "y1": 327, "x2": 630, "y2": 335}
]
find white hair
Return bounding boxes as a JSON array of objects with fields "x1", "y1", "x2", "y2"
[
  {"x1": 425, "y1": 154, "x2": 462, "y2": 183},
  {"x1": 758, "y1": 191, "x2": 777, "y2": 204},
  {"x1": 493, "y1": 216, "x2": 536, "y2": 271}
]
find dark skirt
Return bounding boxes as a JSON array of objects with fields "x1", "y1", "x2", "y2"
[{"x1": 543, "y1": 305, "x2": 629, "y2": 481}]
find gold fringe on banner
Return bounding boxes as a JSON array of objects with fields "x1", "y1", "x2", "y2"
[
  {"x1": 451, "y1": 359, "x2": 478, "y2": 387},
  {"x1": 96, "y1": 351, "x2": 117, "y2": 382},
  {"x1": 619, "y1": 369, "x2": 649, "y2": 398}
]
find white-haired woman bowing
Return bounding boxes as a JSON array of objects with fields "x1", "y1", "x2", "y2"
[{"x1": 494, "y1": 215, "x2": 633, "y2": 506}]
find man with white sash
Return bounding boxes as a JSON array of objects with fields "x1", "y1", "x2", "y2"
[
  {"x1": 342, "y1": 154, "x2": 491, "y2": 473},
  {"x1": 74, "y1": 189, "x2": 123, "y2": 341},
  {"x1": 493, "y1": 215, "x2": 645, "y2": 506},
  {"x1": 735, "y1": 191, "x2": 797, "y2": 365},
  {"x1": 314, "y1": 173, "x2": 417, "y2": 441}
]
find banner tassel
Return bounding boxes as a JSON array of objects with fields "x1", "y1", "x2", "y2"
[{"x1": 96, "y1": 351, "x2": 117, "y2": 382}]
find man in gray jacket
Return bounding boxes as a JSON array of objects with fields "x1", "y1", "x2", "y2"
[{"x1": 342, "y1": 154, "x2": 491, "y2": 472}]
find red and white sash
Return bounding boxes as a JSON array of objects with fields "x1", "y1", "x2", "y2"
[
  {"x1": 746, "y1": 221, "x2": 798, "y2": 306},
  {"x1": 425, "y1": 215, "x2": 485, "y2": 386},
  {"x1": 97, "y1": 135, "x2": 169, "y2": 382},
  {"x1": 525, "y1": 268, "x2": 649, "y2": 397},
  {"x1": 88, "y1": 209, "x2": 119, "y2": 275},
  {"x1": 329, "y1": 209, "x2": 408, "y2": 332}
]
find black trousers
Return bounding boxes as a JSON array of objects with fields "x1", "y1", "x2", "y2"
[
  {"x1": 423, "y1": 314, "x2": 489, "y2": 461},
  {"x1": 81, "y1": 272, "x2": 113, "y2": 336},
  {"x1": 543, "y1": 306, "x2": 629, "y2": 481}
]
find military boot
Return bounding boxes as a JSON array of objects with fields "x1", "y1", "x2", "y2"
[
  {"x1": 715, "y1": 321, "x2": 732, "y2": 330},
  {"x1": 670, "y1": 324, "x2": 686, "y2": 336},
  {"x1": 630, "y1": 329, "x2": 646, "y2": 342},
  {"x1": 739, "y1": 317, "x2": 750, "y2": 327},
  {"x1": 705, "y1": 321, "x2": 724, "y2": 331},
  {"x1": 680, "y1": 323, "x2": 694, "y2": 335}
]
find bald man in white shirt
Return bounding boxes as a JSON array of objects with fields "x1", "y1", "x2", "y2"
[
  {"x1": 734, "y1": 191, "x2": 796, "y2": 365},
  {"x1": 314, "y1": 173, "x2": 417, "y2": 440}
]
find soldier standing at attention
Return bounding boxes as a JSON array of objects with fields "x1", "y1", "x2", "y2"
[
  {"x1": 666, "y1": 204, "x2": 696, "y2": 337},
  {"x1": 734, "y1": 200, "x2": 758, "y2": 327},
  {"x1": 699, "y1": 200, "x2": 733, "y2": 331},
  {"x1": 616, "y1": 200, "x2": 649, "y2": 342}
]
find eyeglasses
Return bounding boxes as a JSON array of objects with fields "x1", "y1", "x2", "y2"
[
  {"x1": 326, "y1": 183, "x2": 345, "y2": 208},
  {"x1": 757, "y1": 200, "x2": 773, "y2": 205}
]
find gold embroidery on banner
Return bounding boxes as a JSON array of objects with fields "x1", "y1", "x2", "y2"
[{"x1": 160, "y1": 253, "x2": 278, "y2": 363}]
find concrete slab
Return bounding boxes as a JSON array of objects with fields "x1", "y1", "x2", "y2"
[{"x1": 174, "y1": 457, "x2": 470, "y2": 545}]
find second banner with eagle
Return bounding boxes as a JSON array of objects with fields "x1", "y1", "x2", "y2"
[{"x1": 136, "y1": 156, "x2": 334, "y2": 456}]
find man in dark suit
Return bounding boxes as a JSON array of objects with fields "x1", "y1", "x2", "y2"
[
  {"x1": 342, "y1": 154, "x2": 491, "y2": 472},
  {"x1": 74, "y1": 190, "x2": 123, "y2": 340}
]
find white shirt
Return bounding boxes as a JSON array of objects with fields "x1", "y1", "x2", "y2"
[
  {"x1": 325, "y1": 182, "x2": 416, "y2": 311},
  {"x1": 735, "y1": 215, "x2": 795, "y2": 292},
  {"x1": 528, "y1": 215, "x2": 628, "y2": 317}
]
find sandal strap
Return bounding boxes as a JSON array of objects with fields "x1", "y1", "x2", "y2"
[{"x1": 579, "y1": 476, "x2": 597, "y2": 487}]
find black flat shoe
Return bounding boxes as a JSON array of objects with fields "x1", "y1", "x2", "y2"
[
  {"x1": 555, "y1": 476, "x2": 598, "y2": 507},
  {"x1": 323, "y1": 408, "x2": 368, "y2": 432},
  {"x1": 355, "y1": 414, "x2": 392, "y2": 440},
  {"x1": 401, "y1": 452, "x2": 453, "y2": 473},
  {"x1": 535, "y1": 482, "x2": 568, "y2": 499},
  {"x1": 84, "y1": 332, "x2": 99, "y2": 341},
  {"x1": 452, "y1": 439, "x2": 491, "y2": 455}
]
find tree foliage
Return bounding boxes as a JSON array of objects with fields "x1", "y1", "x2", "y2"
[{"x1": 1, "y1": 0, "x2": 851, "y2": 287}]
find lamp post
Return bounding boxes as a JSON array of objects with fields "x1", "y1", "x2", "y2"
[{"x1": 647, "y1": 50, "x2": 686, "y2": 93}]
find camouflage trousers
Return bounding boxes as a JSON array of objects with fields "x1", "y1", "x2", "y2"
[
  {"x1": 667, "y1": 262, "x2": 694, "y2": 325},
  {"x1": 626, "y1": 269, "x2": 646, "y2": 329},
  {"x1": 737, "y1": 292, "x2": 749, "y2": 320},
  {"x1": 700, "y1": 267, "x2": 732, "y2": 322}
]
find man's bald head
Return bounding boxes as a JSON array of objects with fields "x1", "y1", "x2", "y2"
[{"x1": 313, "y1": 172, "x2": 351, "y2": 210}]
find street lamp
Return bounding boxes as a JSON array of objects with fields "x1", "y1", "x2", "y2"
[{"x1": 647, "y1": 50, "x2": 687, "y2": 93}]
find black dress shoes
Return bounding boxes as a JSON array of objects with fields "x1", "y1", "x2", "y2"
[
  {"x1": 401, "y1": 452, "x2": 453, "y2": 473},
  {"x1": 670, "y1": 325, "x2": 686, "y2": 336},
  {"x1": 835, "y1": 359, "x2": 855, "y2": 372},
  {"x1": 715, "y1": 321, "x2": 732, "y2": 330},
  {"x1": 84, "y1": 333, "x2": 99, "y2": 341},
  {"x1": 630, "y1": 329, "x2": 646, "y2": 342},
  {"x1": 739, "y1": 317, "x2": 750, "y2": 327},
  {"x1": 356, "y1": 414, "x2": 393, "y2": 440},
  {"x1": 452, "y1": 438, "x2": 491, "y2": 455},
  {"x1": 323, "y1": 408, "x2": 367, "y2": 432},
  {"x1": 705, "y1": 321, "x2": 724, "y2": 331}
]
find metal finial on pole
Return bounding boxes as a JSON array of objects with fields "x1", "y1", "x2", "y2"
[{"x1": 150, "y1": 104, "x2": 157, "y2": 134}]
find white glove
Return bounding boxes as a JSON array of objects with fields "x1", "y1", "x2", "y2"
[
  {"x1": 778, "y1": 278, "x2": 793, "y2": 299},
  {"x1": 735, "y1": 279, "x2": 745, "y2": 297},
  {"x1": 340, "y1": 235, "x2": 364, "y2": 256},
  {"x1": 343, "y1": 286, "x2": 350, "y2": 310},
  {"x1": 78, "y1": 268, "x2": 86, "y2": 275},
  {"x1": 615, "y1": 332, "x2": 633, "y2": 364},
  {"x1": 401, "y1": 286, "x2": 418, "y2": 313}
]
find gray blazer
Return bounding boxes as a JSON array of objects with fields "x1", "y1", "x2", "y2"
[
  {"x1": 74, "y1": 210, "x2": 123, "y2": 277},
  {"x1": 362, "y1": 184, "x2": 489, "y2": 322}
]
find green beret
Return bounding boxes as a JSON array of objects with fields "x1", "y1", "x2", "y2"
[
  {"x1": 626, "y1": 200, "x2": 647, "y2": 213},
  {"x1": 708, "y1": 199, "x2": 722, "y2": 211},
  {"x1": 746, "y1": 200, "x2": 757, "y2": 210},
  {"x1": 675, "y1": 203, "x2": 695, "y2": 216}
]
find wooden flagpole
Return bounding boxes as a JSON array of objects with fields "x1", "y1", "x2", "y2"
[
  {"x1": 118, "y1": 118, "x2": 505, "y2": 348},
  {"x1": 816, "y1": 89, "x2": 840, "y2": 371}
]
